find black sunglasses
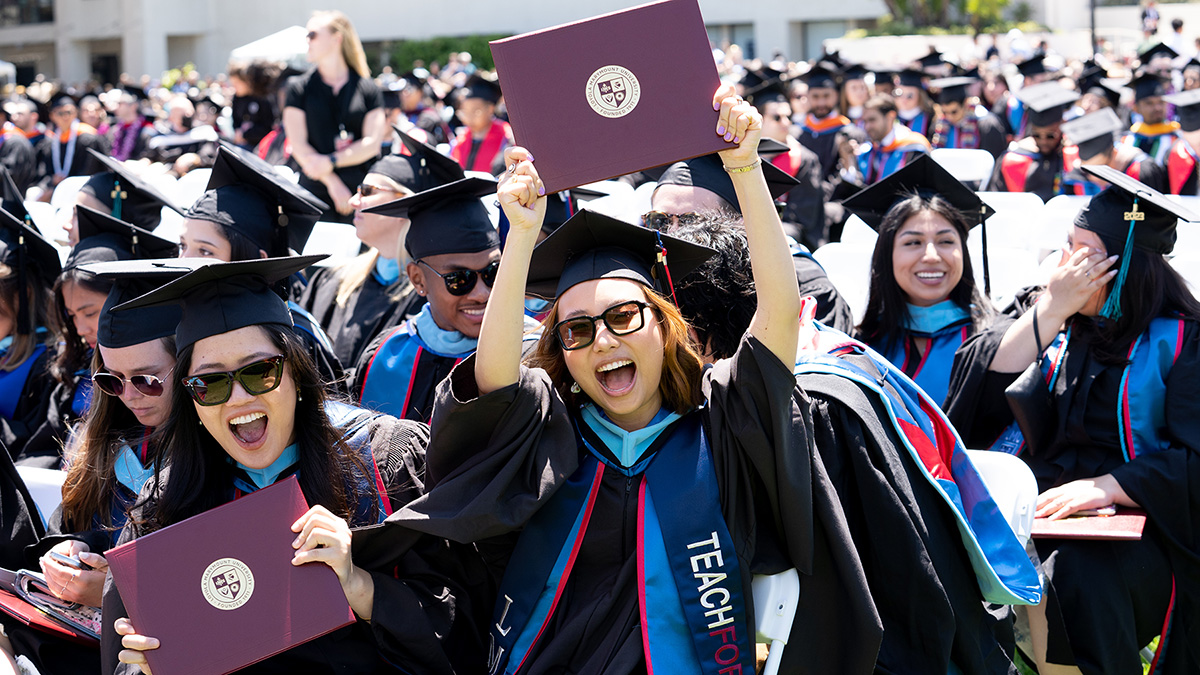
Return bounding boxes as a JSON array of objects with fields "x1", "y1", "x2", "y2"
[
  {"x1": 306, "y1": 31, "x2": 318, "y2": 40},
  {"x1": 641, "y1": 211, "x2": 704, "y2": 231},
  {"x1": 92, "y1": 370, "x2": 171, "y2": 398},
  {"x1": 182, "y1": 355, "x2": 285, "y2": 406},
  {"x1": 356, "y1": 183, "x2": 402, "y2": 198},
  {"x1": 554, "y1": 300, "x2": 651, "y2": 351},
  {"x1": 417, "y1": 259, "x2": 499, "y2": 296}
]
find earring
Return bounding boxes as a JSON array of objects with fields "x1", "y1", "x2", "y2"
[
  {"x1": 298, "y1": 390, "x2": 303, "y2": 402},
  {"x1": 570, "y1": 382, "x2": 581, "y2": 394}
]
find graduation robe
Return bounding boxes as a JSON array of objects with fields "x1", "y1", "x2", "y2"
[
  {"x1": 34, "y1": 124, "x2": 109, "y2": 191},
  {"x1": 351, "y1": 336, "x2": 884, "y2": 675},
  {"x1": 930, "y1": 110, "x2": 1009, "y2": 160},
  {"x1": 864, "y1": 316, "x2": 974, "y2": 410},
  {"x1": 798, "y1": 113, "x2": 851, "y2": 179},
  {"x1": 945, "y1": 293, "x2": 1200, "y2": 675},
  {"x1": 854, "y1": 125, "x2": 931, "y2": 185},
  {"x1": 770, "y1": 143, "x2": 827, "y2": 250},
  {"x1": 0, "y1": 346, "x2": 56, "y2": 466},
  {"x1": 0, "y1": 131, "x2": 37, "y2": 194},
  {"x1": 1164, "y1": 135, "x2": 1200, "y2": 195},
  {"x1": 793, "y1": 253, "x2": 855, "y2": 333},
  {"x1": 288, "y1": 302, "x2": 348, "y2": 395},
  {"x1": 1121, "y1": 122, "x2": 1181, "y2": 165},
  {"x1": 989, "y1": 140, "x2": 1078, "y2": 202}
]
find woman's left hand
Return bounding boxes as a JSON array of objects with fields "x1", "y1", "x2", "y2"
[
  {"x1": 1035, "y1": 474, "x2": 1137, "y2": 520},
  {"x1": 291, "y1": 505, "x2": 374, "y2": 619},
  {"x1": 713, "y1": 84, "x2": 762, "y2": 169},
  {"x1": 325, "y1": 178, "x2": 355, "y2": 215}
]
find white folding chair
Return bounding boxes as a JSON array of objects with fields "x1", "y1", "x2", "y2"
[
  {"x1": 48, "y1": 175, "x2": 89, "y2": 210},
  {"x1": 15, "y1": 466, "x2": 66, "y2": 528},
  {"x1": 753, "y1": 568, "x2": 800, "y2": 675},
  {"x1": 977, "y1": 190, "x2": 1044, "y2": 214},
  {"x1": 838, "y1": 214, "x2": 879, "y2": 249},
  {"x1": 813, "y1": 242, "x2": 874, "y2": 325},
  {"x1": 1044, "y1": 194, "x2": 1092, "y2": 214},
  {"x1": 1170, "y1": 253, "x2": 1200, "y2": 294},
  {"x1": 964, "y1": 450, "x2": 1038, "y2": 547},
  {"x1": 930, "y1": 148, "x2": 995, "y2": 187},
  {"x1": 302, "y1": 221, "x2": 362, "y2": 265},
  {"x1": 173, "y1": 167, "x2": 212, "y2": 209}
]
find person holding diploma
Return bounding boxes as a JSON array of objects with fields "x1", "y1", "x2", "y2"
[
  {"x1": 945, "y1": 168, "x2": 1200, "y2": 674},
  {"x1": 103, "y1": 257, "x2": 489, "y2": 674}
]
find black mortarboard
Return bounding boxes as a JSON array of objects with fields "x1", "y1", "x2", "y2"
[
  {"x1": 1014, "y1": 81, "x2": 1079, "y2": 126},
  {"x1": 525, "y1": 209, "x2": 716, "y2": 300},
  {"x1": 741, "y1": 66, "x2": 790, "y2": 107},
  {"x1": 0, "y1": 167, "x2": 27, "y2": 223},
  {"x1": 800, "y1": 63, "x2": 839, "y2": 90},
  {"x1": 1016, "y1": 54, "x2": 1048, "y2": 78},
  {"x1": 188, "y1": 142, "x2": 327, "y2": 256},
  {"x1": 381, "y1": 87, "x2": 402, "y2": 110},
  {"x1": 1076, "y1": 165, "x2": 1199, "y2": 319},
  {"x1": 1137, "y1": 42, "x2": 1179, "y2": 66},
  {"x1": 362, "y1": 177, "x2": 499, "y2": 260},
  {"x1": 870, "y1": 67, "x2": 896, "y2": 88},
  {"x1": 1082, "y1": 78, "x2": 1126, "y2": 109},
  {"x1": 895, "y1": 69, "x2": 927, "y2": 90},
  {"x1": 112, "y1": 255, "x2": 326, "y2": 353},
  {"x1": 756, "y1": 138, "x2": 790, "y2": 157},
  {"x1": 81, "y1": 149, "x2": 185, "y2": 232},
  {"x1": 820, "y1": 50, "x2": 846, "y2": 68},
  {"x1": 81, "y1": 258, "x2": 205, "y2": 349},
  {"x1": 655, "y1": 153, "x2": 800, "y2": 213},
  {"x1": 48, "y1": 93, "x2": 78, "y2": 110},
  {"x1": 1185, "y1": 58, "x2": 1200, "y2": 73},
  {"x1": 1062, "y1": 108, "x2": 1123, "y2": 160},
  {"x1": 0, "y1": 207, "x2": 61, "y2": 287},
  {"x1": 1129, "y1": 71, "x2": 1168, "y2": 101},
  {"x1": 463, "y1": 75, "x2": 502, "y2": 104},
  {"x1": 66, "y1": 205, "x2": 179, "y2": 270},
  {"x1": 917, "y1": 48, "x2": 944, "y2": 69},
  {"x1": 393, "y1": 126, "x2": 466, "y2": 191},
  {"x1": 1165, "y1": 88, "x2": 1200, "y2": 131},
  {"x1": 928, "y1": 76, "x2": 977, "y2": 104},
  {"x1": 841, "y1": 64, "x2": 868, "y2": 82}
]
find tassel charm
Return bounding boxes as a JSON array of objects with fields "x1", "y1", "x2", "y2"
[{"x1": 1101, "y1": 197, "x2": 1141, "y2": 321}]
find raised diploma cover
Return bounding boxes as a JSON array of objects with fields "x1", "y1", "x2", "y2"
[
  {"x1": 490, "y1": 0, "x2": 733, "y2": 193},
  {"x1": 106, "y1": 476, "x2": 354, "y2": 675},
  {"x1": 1032, "y1": 508, "x2": 1147, "y2": 541}
]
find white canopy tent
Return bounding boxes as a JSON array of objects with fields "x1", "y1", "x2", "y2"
[{"x1": 230, "y1": 26, "x2": 309, "y2": 68}]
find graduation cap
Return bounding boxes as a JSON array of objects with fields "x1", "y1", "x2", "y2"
[
  {"x1": 870, "y1": 66, "x2": 896, "y2": 88},
  {"x1": 0, "y1": 208, "x2": 62, "y2": 335},
  {"x1": 525, "y1": 209, "x2": 717, "y2": 300},
  {"x1": 800, "y1": 62, "x2": 840, "y2": 90},
  {"x1": 1016, "y1": 54, "x2": 1048, "y2": 78},
  {"x1": 362, "y1": 177, "x2": 499, "y2": 260},
  {"x1": 48, "y1": 92, "x2": 78, "y2": 110},
  {"x1": 917, "y1": 48, "x2": 944, "y2": 70},
  {"x1": 1137, "y1": 42, "x2": 1179, "y2": 66},
  {"x1": 0, "y1": 166, "x2": 28, "y2": 224},
  {"x1": 392, "y1": 125, "x2": 466, "y2": 191},
  {"x1": 1184, "y1": 58, "x2": 1200, "y2": 73},
  {"x1": 112, "y1": 255, "x2": 326, "y2": 353},
  {"x1": 381, "y1": 86, "x2": 402, "y2": 110},
  {"x1": 1128, "y1": 71, "x2": 1168, "y2": 101},
  {"x1": 1076, "y1": 165, "x2": 1199, "y2": 319},
  {"x1": 928, "y1": 76, "x2": 977, "y2": 104},
  {"x1": 1014, "y1": 81, "x2": 1079, "y2": 126},
  {"x1": 66, "y1": 205, "x2": 179, "y2": 270},
  {"x1": 1164, "y1": 88, "x2": 1200, "y2": 131},
  {"x1": 81, "y1": 149, "x2": 185, "y2": 232},
  {"x1": 655, "y1": 152, "x2": 801, "y2": 214},
  {"x1": 462, "y1": 74, "x2": 502, "y2": 104},
  {"x1": 188, "y1": 142, "x2": 328, "y2": 256},
  {"x1": 79, "y1": 258, "x2": 207, "y2": 349},
  {"x1": 740, "y1": 66, "x2": 790, "y2": 107},
  {"x1": 895, "y1": 69, "x2": 927, "y2": 90},
  {"x1": 1061, "y1": 108, "x2": 1123, "y2": 160},
  {"x1": 841, "y1": 154, "x2": 996, "y2": 293},
  {"x1": 819, "y1": 50, "x2": 846, "y2": 68},
  {"x1": 1081, "y1": 78, "x2": 1126, "y2": 110},
  {"x1": 841, "y1": 63, "x2": 869, "y2": 83}
]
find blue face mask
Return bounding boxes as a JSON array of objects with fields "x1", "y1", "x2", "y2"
[{"x1": 903, "y1": 300, "x2": 972, "y2": 335}]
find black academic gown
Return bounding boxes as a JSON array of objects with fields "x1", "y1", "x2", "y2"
[
  {"x1": 1, "y1": 349, "x2": 57, "y2": 466},
  {"x1": 945, "y1": 293, "x2": 1200, "y2": 675},
  {"x1": 101, "y1": 411, "x2": 486, "y2": 675},
  {"x1": 989, "y1": 139, "x2": 1070, "y2": 202},
  {"x1": 34, "y1": 130, "x2": 109, "y2": 191},
  {"x1": 299, "y1": 262, "x2": 425, "y2": 379},
  {"x1": 288, "y1": 308, "x2": 348, "y2": 395},
  {"x1": 0, "y1": 132, "x2": 37, "y2": 194},
  {"x1": 352, "y1": 336, "x2": 883, "y2": 675}
]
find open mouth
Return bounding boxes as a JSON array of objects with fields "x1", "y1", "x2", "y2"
[
  {"x1": 595, "y1": 358, "x2": 637, "y2": 396},
  {"x1": 228, "y1": 411, "x2": 268, "y2": 446},
  {"x1": 916, "y1": 271, "x2": 946, "y2": 284},
  {"x1": 460, "y1": 306, "x2": 486, "y2": 320}
]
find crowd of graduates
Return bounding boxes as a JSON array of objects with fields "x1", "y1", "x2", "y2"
[{"x1": 0, "y1": 8, "x2": 1194, "y2": 675}]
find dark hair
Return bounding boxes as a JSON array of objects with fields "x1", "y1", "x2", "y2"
[
  {"x1": 211, "y1": 222, "x2": 268, "y2": 261},
  {"x1": 143, "y1": 325, "x2": 369, "y2": 530},
  {"x1": 50, "y1": 269, "x2": 113, "y2": 386},
  {"x1": 672, "y1": 217, "x2": 757, "y2": 360},
  {"x1": 0, "y1": 262, "x2": 52, "y2": 371},
  {"x1": 226, "y1": 60, "x2": 281, "y2": 98},
  {"x1": 1083, "y1": 248, "x2": 1200, "y2": 363},
  {"x1": 856, "y1": 192, "x2": 992, "y2": 349},
  {"x1": 60, "y1": 337, "x2": 175, "y2": 533},
  {"x1": 865, "y1": 93, "x2": 898, "y2": 117}
]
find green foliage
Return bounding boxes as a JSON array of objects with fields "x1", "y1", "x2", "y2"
[
  {"x1": 847, "y1": 14, "x2": 1043, "y2": 37},
  {"x1": 366, "y1": 34, "x2": 512, "y2": 74}
]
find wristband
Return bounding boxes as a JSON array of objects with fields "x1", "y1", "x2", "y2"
[
  {"x1": 327, "y1": 153, "x2": 338, "y2": 168},
  {"x1": 722, "y1": 158, "x2": 762, "y2": 174}
]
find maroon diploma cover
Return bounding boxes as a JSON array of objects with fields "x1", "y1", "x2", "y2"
[
  {"x1": 106, "y1": 476, "x2": 354, "y2": 675},
  {"x1": 1032, "y1": 508, "x2": 1147, "y2": 541},
  {"x1": 490, "y1": 0, "x2": 733, "y2": 193}
]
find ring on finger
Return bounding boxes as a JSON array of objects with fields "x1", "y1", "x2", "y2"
[{"x1": 507, "y1": 163, "x2": 516, "y2": 174}]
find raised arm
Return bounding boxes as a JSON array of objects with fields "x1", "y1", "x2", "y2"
[
  {"x1": 714, "y1": 87, "x2": 802, "y2": 367},
  {"x1": 475, "y1": 147, "x2": 547, "y2": 395}
]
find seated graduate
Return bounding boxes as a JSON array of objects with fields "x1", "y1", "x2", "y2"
[
  {"x1": 0, "y1": 207, "x2": 59, "y2": 463},
  {"x1": 104, "y1": 256, "x2": 478, "y2": 674},
  {"x1": 989, "y1": 83, "x2": 1080, "y2": 202},
  {"x1": 69, "y1": 149, "x2": 186, "y2": 246},
  {"x1": 299, "y1": 128, "x2": 464, "y2": 374},
  {"x1": 843, "y1": 155, "x2": 995, "y2": 408},
  {"x1": 353, "y1": 177, "x2": 540, "y2": 422},
  {"x1": 945, "y1": 167, "x2": 1200, "y2": 674},
  {"x1": 29, "y1": 208, "x2": 178, "y2": 468},
  {"x1": 357, "y1": 89, "x2": 853, "y2": 674},
  {"x1": 1059, "y1": 109, "x2": 1168, "y2": 195},
  {"x1": 178, "y1": 142, "x2": 345, "y2": 391},
  {"x1": 649, "y1": 150, "x2": 855, "y2": 333},
  {"x1": 671, "y1": 216, "x2": 1040, "y2": 674}
]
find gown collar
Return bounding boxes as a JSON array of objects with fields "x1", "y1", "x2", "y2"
[
  {"x1": 372, "y1": 256, "x2": 401, "y2": 285},
  {"x1": 903, "y1": 299, "x2": 971, "y2": 335},
  {"x1": 411, "y1": 304, "x2": 478, "y2": 356},
  {"x1": 234, "y1": 443, "x2": 299, "y2": 491},
  {"x1": 114, "y1": 444, "x2": 154, "y2": 495},
  {"x1": 580, "y1": 404, "x2": 681, "y2": 468}
]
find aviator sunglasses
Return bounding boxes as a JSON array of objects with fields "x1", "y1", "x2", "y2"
[
  {"x1": 554, "y1": 300, "x2": 652, "y2": 351},
  {"x1": 417, "y1": 259, "x2": 499, "y2": 296},
  {"x1": 181, "y1": 355, "x2": 286, "y2": 406},
  {"x1": 92, "y1": 370, "x2": 172, "y2": 398}
]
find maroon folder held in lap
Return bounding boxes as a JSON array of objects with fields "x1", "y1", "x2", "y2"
[
  {"x1": 490, "y1": 0, "x2": 733, "y2": 193},
  {"x1": 106, "y1": 476, "x2": 354, "y2": 675},
  {"x1": 1032, "y1": 508, "x2": 1147, "y2": 541}
]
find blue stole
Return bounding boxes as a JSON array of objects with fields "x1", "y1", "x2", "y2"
[
  {"x1": 1006, "y1": 97, "x2": 1026, "y2": 137},
  {"x1": 901, "y1": 109, "x2": 930, "y2": 136},
  {"x1": 798, "y1": 325, "x2": 1042, "y2": 606},
  {"x1": 72, "y1": 352, "x2": 94, "y2": 419},
  {"x1": 869, "y1": 302, "x2": 971, "y2": 407},
  {"x1": 486, "y1": 413, "x2": 754, "y2": 675},
  {"x1": 0, "y1": 342, "x2": 47, "y2": 419},
  {"x1": 856, "y1": 141, "x2": 926, "y2": 183}
]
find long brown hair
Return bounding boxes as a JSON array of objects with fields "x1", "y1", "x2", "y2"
[
  {"x1": 525, "y1": 286, "x2": 704, "y2": 415},
  {"x1": 0, "y1": 262, "x2": 51, "y2": 372},
  {"x1": 312, "y1": 10, "x2": 370, "y2": 79}
]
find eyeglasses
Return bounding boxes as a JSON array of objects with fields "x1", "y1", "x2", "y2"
[
  {"x1": 356, "y1": 183, "x2": 403, "y2": 198},
  {"x1": 417, "y1": 259, "x2": 499, "y2": 296},
  {"x1": 554, "y1": 300, "x2": 651, "y2": 351},
  {"x1": 306, "y1": 31, "x2": 318, "y2": 40},
  {"x1": 641, "y1": 211, "x2": 704, "y2": 231},
  {"x1": 1031, "y1": 131, "x2": 1061, "y2": 140},
  {"x1": 92, "y1": 370, "x2": 172, "y2": 398},
  {"x1": 769, "y1": 113, "x2": 789, "y2": 122},
  {"x1": 181, "y1": 355, "x2": 285, "y2": 406}
]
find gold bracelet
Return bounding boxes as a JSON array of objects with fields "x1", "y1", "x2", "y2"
[{"x1": 723, "y1": 158, "x2": 761, "y2": 174}]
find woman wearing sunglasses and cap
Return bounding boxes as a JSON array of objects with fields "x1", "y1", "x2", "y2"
[{"x1": 103, "y1": 256, "x2": 485, "y2": 674}]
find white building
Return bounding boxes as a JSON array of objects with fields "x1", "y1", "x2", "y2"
[{"x1": 0, "y1": 0, "x2": 889, "y2": 85}]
